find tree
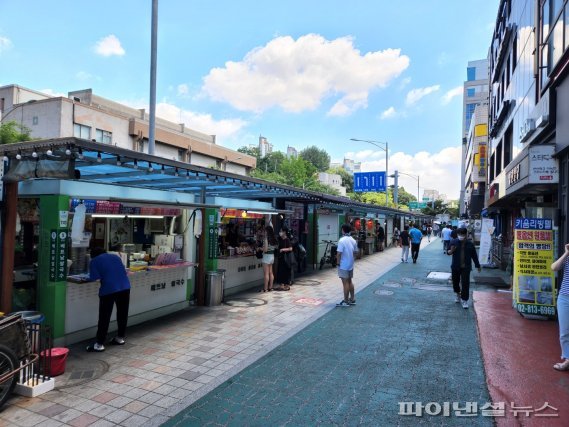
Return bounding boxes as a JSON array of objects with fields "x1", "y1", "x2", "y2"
[
  {"x1": 421, "y1": 199, "x2": 452, "y2": 216},
  {"x1": 0, "y1": 121, "x2": 32, "y2": 145},
  {"x1": 299, "y1": 146, "x2": 330, "y2": 172},
  {"x1": 237, "y1": 146, "x2": 259, "y2": 158},
  {"x1": 396, "y1": 186, "x2": 417, "y2": 206},
  {"x1": 258, "y1": 151, "x2": 285, "y2": 173}
]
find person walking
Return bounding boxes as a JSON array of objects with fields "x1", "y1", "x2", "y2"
[
  {"x1": 408, "y1": 223, "x2": 423, "y2": 264},
  {"x1": 275, "y1": 226, "x2": 293, "y2": 291},
  {"x1": 441, "y1": 224, "x2": 452, "y2": 253},
  {"x1": 336, "y1": 224, "x2": 358, "y2": 307},
  {"x1": 551, "y1": 243, "x2": 569, "y2": 371},
  {"x1": 426, "y1": 224, "x2": 432, "y2": 242},
  {"x1": 447, "y1": 228, "x2": 481, "y2": 309},
  {"x1": 86, "y1": 247, "x2": 131, "y2": 352},
  {"x1": 260, "y1": 225, "x2": 278, "y2": 292},
  {"x1": 399, "y1": 225, "x2": 411, "y2": 263}
]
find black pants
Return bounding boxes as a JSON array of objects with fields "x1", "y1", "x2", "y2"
[
  {"x1": 411, "y1": 243, "x2": 420, "y2": 261},
  {"x1": 96, "y1": 289, "x2": 130, "y2": 345},
  {"x1": 452, "y1": 268, "x2": 471, "y2": 301}
]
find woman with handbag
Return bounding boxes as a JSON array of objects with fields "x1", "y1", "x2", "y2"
[
  {"x1": 259, "y1": 225, "x2": 278, "y2": 292},
  {"x1": 275, "y1": 226, "x2": 293, "y2": 291}
]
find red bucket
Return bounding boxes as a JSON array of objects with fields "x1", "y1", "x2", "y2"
[{"x1": 41, "y1": 347, "x2": 69, "y2": 377}]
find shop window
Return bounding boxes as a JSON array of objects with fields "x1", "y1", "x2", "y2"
[
  {"x1": 496, "y1": 141, "x2": 503, "y2": 175},
  {"x1": 73, "y1": 123, "x2": 91, "y2": 139},
  {"x1": 504, "y1": 124, "x2": 513, "y2": 165},
  {"x1": 95, "y1": 129, "x2": 112, "y2": 144}
]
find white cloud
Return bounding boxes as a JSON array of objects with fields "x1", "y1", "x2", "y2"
[
  {"x1": 405, "y1": 85, "x2": 440, "y2": 106},
  {"x1": 94, "y1": 35, "x2": 125, "y2": 57},
  {"x1": 380, "y1": 106, "x2": 397, "y2": 120},
  {"x1": 441, "y1": 86, "x2": 463, "y2": 105},
  {"x1": 76, "y1": 71, "x2": 95, "y2": 81},
  {"x1": 0, "y1": 36, "x2": 12, "y2": 54},
  {"x1": 202, "y1": 33, "x2": 410, "y2": 115},
  {"x1": 121, "y1": 98, "x2": 247, "y2": 141},
  {"x1": 177, "y1": 84, "x2": 189, "y2": 96},
  {"x1": 345, "y1": 145, "x2": 462, "y2": 199}
]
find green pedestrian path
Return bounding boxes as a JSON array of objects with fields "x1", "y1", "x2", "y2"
[{"x1": 164, "y1": 242, "x2": 493, "y2": 426}]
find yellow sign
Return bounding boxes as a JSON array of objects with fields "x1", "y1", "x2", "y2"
[{"x1": 513, "y1": 218, "x2": 556, "y2": 317}]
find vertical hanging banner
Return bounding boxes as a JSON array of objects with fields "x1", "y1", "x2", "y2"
[
  {"x1": 513, "y1": 218, "x2": 556, "y2": 317},
  {"x1": 478, "y1": 218, "x2": 495, "y2": 265}
]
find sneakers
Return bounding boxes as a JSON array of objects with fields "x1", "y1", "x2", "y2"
[
  {"x1": 455, "y1": 293, "x2": 461, "y2": 303},
  {"x1": 461, "y1": 300, "x2": 469, "y2": 309},
  {"x1": 336, "y1": 300, "x2": 351, "y2": 307},
  {"x1": 86, "y1": 343, "x2": 105, "y2": 352},
  {"x1": 110, "y1": 337, "x2": 126, "y2": 345},
  {"x1": 348, "y1": 299, "x2": 356, "y2": 306},
  {"x1": 401, "y1": 258, "x2": 404, "y2": 262}
]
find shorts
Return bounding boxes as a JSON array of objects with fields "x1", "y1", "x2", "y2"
[
  {"x1": 262, "y1": 254, "x2": 275, "y2": 265},
  {"x1": 338, "y1": 268, "x2": 353, "y2": 279}
]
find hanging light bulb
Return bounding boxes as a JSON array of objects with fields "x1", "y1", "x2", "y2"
[
  {"x1": 16, "y1": 151, "x2": 22, "y2": 160},
  {"x1": 161, "y1": 165, "x2": 165, "y2": 174},
  {"x1": 65, "y1": 145, "x2": 72, "y2": 156},
  {"x1": 78, "y1": 147, "x2": 84, "y2": 159},
  {"x1": 174, "y1": 168, "x2": 179, "y2": 177},
  {"x1": 148, "y1": 162, "x2": 154, "y2": 173},
  {"x1": 186, "y1": 170, "x2": 190, "y2": 179},
  {"x1": 46, "y1": 148, "x2": 53, "y2": 156},
  {"x1": 97, "y1": 152, "x2": 102, "y2": 163},
  {"x1": 2, "y1": 153, "x2": 8, "y2": 162},
  {"x1": 133, "y1": 159, "x2": 138, "y2": 169},
  {"x1": 116, "y1": 156, "x2": 122, "y2": 166},
  {"x1": 32, "y1": 151, "x2": 38, "y2": 158}
]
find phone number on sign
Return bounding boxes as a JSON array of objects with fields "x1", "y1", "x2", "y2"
[{"x1": 517, "y1": 304, "x2": 556, "y2": 316}]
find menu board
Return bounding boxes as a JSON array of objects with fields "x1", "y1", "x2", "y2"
[{"x1": 513, "y1": 218, "x2": 556, "y2": 317}]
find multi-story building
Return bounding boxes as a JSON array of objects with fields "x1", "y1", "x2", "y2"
[
  {"x1": 258, "y1": 136, "x2": 273, "y2": 158},
  {"x1": 317, "y1": 172, "x2": 346, "y2": 196},
  {"x1": 487, "y1": 0, "x2": 566, "y2": 266},
  {"x1": 464, "y1": 104, "x2": 489, "y2": 217},
  {"x1": 286, "y1": 146, "x2": 298, "y2": 158},
  {"x1": 460, "y1": 59, "x2": 489, "y2": 216},
  {"x1": 342, "y1": 158, "x2": 361, "y2": 175},
  {"x1": 0, "y1": 84, "x2": 255, "y2": 175}
]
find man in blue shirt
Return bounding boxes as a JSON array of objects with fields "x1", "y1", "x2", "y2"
[
  {"x1": 408, "y1": 224, "x2": 423, "y2": 264},
  {"x1": 86, "y1": 247, "x2": 131, "y2": 352}
]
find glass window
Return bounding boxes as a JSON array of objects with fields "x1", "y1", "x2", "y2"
[
  {"x1": 95, "y1": 129, "x2": 112, "y2": 144},
  {"x1": 543, "y1": 0, "x2": 551, "y2": 39},
  {"x1": 73, "y1": 123, "x2": 90, "y2": 139},
  {"x1": 552, "y1": 14, "x2": 564, "y2": 66},
  {"x1": 467, "y1": 67, "x2": 476, "y2": 81},
  {"x1": 467, "y1": 88, "x2": 476, "y2": 97},
  {"x1": 552, "y1": 0, "x2": 564, "y2": 21},
  {"x1": 566, "y1": 5, "x2": 569, "y2": 50}
]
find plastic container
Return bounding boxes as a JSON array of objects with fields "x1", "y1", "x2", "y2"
[
  {"x1": 11, "y1": 311, "x2": 44, "y2": 324},
  {"x1": 41, "y1": 348, "x2": 69, "y2": 377}
]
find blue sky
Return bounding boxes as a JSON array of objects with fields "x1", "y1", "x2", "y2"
[{"x1": 0, "y1": 0, "x2": 499, "y2": 199}]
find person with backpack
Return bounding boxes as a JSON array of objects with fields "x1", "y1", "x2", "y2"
[{"x1": 447, "y1": 227, "x2": 481, "y2": 309}]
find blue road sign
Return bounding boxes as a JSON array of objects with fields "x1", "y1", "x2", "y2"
[{"x1": 354, "y1": 171, "x2": 386, "y2": 192}]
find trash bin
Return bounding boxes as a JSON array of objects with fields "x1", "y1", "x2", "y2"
[{"x1": 205, "y1": 270, "x2": 225, "y2": 306}]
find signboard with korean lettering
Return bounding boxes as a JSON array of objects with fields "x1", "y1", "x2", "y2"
[
  {"x1": 528, "y1": 145, "x2": 558, "y2": 184},
  {"x1": 208, "y1": 225, "x2": 219, "y2": 259},
  {"x1": 353, "y1": 171, "x2": 386, "y2": 192},
  {"x1": 49, "y1": 229, "x2": 68, "y2": 282},
  {"x1": 513, "y1": 218, "x2": 556, "y2": 317}
]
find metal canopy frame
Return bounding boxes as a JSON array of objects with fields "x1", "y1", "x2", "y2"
[{"x1": 1, "y1": 137, "x2": 430, "y2": 217}]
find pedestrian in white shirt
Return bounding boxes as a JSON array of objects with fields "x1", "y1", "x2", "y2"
[{"x1": 335, "y1": 224, "x2": 358, "y2": 307}]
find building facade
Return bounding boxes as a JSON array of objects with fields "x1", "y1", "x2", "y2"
[
  {"x1": 0, "y1": 85, "x2": 255, "y2": 175},
  {"x1": 460, "y1": 59, "x2": 489, "y2": 217},
  {"x1": 487, "y1": 0, "x2": 567, "y2": 267},
  {"x1": 464, "y1": 104, "x2": 489, "y2": 217},
  {"x1": 317, "y1": 172, "x2": 347, "y2": 196},
  {"x1": 258, "y1": 136, "x2": 273, "y2": 158}
]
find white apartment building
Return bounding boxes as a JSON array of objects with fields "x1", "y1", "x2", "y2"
[
  {"x1": 258, "y1": 136, "x2": 273, "y2": 158},
  {"x1": 0, "y1": 84, "x2": 255, "y2": 175},
  {"x1": 317, "y1": 172, "x2": 346, "y2": 196}
]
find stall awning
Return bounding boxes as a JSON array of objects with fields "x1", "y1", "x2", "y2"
[{"x1": 1, "y1": 137, "x2": 428, "y2": 217}]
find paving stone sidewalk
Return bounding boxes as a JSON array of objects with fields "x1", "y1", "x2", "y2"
[
  {"x1": 162, "y1": 241, "x2": 496, "y2": 426},
  {"x1": 1, "y1": 239, "x2": 424, "y2": 427}
]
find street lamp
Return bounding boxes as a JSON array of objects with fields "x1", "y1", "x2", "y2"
[
  {"x1": 350, "y1": 138, "x2": 388, "y2": 205},
  {"x1": 398, "y1": 171, "x2": 420, "y2": 206},
  {"x1": 222, "y1": 156, "x2": 243, "y2": 171}
]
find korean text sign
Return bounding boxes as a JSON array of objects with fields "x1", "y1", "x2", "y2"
[{"x1": 513, "y1": 218, "x2": 556, "y2": 317}]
